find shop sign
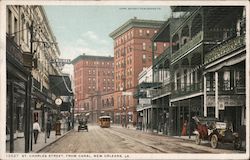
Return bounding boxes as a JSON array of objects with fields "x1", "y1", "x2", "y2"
[
  {"x1": 207, "y1": 95, "x2": 245, "y2": 107},
  {"x1": 139, "y1": 98, "x2": 151, "y2": 105},
  {"x1": 218, "y1": 102, "x2": 225, "y2": 110}
]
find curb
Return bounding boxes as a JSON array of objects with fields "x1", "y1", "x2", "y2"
[
  {"x1": 112, "y1": 125, "x2": 195, "y2": 142},
  {"x1": 34, "y1": 129, "x2": 73, "y2": 153}
]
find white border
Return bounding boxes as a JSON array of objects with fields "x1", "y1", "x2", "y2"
[{"x1": 0, "y1": 1, "x2": 249, "y2": 160}]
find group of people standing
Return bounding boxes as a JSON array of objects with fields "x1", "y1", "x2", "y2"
[{"x1": 33, "y1": 119, "x2": 52, "y2": 144}]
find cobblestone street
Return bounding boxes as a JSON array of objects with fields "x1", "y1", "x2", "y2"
[{"x1": 39, "y1": 125, "x2": 245, "y2": 153}]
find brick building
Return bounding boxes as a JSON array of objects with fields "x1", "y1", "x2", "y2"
[
  {"x1": 109, "y1": 18, "x2": 167, "y2": 126},
  {"x1": 72, "y1": 54, "x2": 114, "y2": 123}
]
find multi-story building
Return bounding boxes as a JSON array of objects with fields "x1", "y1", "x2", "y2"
[
  {"x1": 6, "y1": 5, "x2": 71, "y2": 153},
  {"x1": 151, "y1": 6, "x2": 246, "y2": 137},
  {"x1": 72, "y1": 54, "x2": 114, "y2": 123},
  {"x1": 109, "y1": 18, "x2": 166, "y2": 127}
]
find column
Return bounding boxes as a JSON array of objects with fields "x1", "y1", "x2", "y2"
[
  {"x1": 10, "y1": 82, "x2": 14, "y2": 153},
  {"x1": 151, "y1": 107, "x2": 153, "y2": 132},
  {"x1": 178, "y1": 101, "x2": 181, "y2": 137},
  {"x1": 188, "y1": 99, "x2": 191, "y2": 139},
  {"x1": 204, "y1": 74, "x2": 207, "y2": 117},
  {"x1": 215, "y1": 72, "x2": 219, "y2": 118}
]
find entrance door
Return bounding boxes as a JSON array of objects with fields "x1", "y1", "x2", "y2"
[{"x1": 220, "y1": 106, "x2": 242, "y2": 132}]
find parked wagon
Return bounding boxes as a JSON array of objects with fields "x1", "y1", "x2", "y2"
[{"x1": 192, "y1": 116, "x2": 242, "y2": 150}]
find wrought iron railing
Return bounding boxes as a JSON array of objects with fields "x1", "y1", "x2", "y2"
[
  {"x1": 150, "y1": 83, "x2": 171, "y2": 98},
  {"x1": 154, "y1": 47, "x2": 171, "y2": 66},
  {"x1": 204, "y1": 34, "x2": 245, "y2": 64},
  {"x1": 172, "y1": 82, "x2": 203, "y2": 98},
  {"x1": 6, "y1": 34, "x2": 24, "y2": 64},
  {"x1": 171, "y1": 31, "x2": 203, "y2": 63}
]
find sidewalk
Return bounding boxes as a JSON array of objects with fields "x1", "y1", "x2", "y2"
[{"x1": 6, "y1": 128, "x2": 72, "y2": 153}]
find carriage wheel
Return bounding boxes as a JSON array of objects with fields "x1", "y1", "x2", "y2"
[
  {"x1": 234, "y1": 137, "x2": 242, "y2": 150},
  {"x1": 195, "y1": 134, "x2": 201, "y2": 145},
  {"x1": 210, "y1": 134, "x2": 218, "y2": 149}
]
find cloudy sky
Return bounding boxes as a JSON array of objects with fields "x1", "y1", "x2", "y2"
[{"x1": 44, "y1": 5, "x2": 171, "y2": 74}]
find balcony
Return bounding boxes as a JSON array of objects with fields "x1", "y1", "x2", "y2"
[
  {"x1": 171, "y1": 31, "x2": 203, "y2": 63},
  {"x1": 204, "y1": 34, "x2": 245, "y2": 64},
  {"x1": 153, "y1": 47, "x2": 171, "y2": 66},
  {"x1": 149, "y1": 83, "x2": 171, "y2": 98},
  {"x1": 6, "y1": 34, "x2": 24, "y2": 65},
  {"x1": 172, "y1": 82, "x2": 203, "y2": 98}
]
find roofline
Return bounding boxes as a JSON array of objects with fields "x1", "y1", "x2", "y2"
[
  {"x1": 39, "y1": 6, "x2": 61, "y2": 57},
  {"x1": 109, "y1": 18, "x2": 164, "y2": 39},
  {"x1": 71, "y1": 54, "x2": 114, "y2": 64}
]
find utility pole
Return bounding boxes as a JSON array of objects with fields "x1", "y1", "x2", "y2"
[{"x1": 24, "y1": 20, "x2": 34, "y2": 152}]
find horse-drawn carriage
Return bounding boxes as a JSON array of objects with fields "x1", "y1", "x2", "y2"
[{"x1": 192, "y1": 116, "x2": 242, "y2": 150}]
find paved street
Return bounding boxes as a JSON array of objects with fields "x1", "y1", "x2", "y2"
[{"x1": 39, "y1": 125, "x2": 244, "y2": 153}]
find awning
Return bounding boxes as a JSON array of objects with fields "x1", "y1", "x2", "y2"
[{"x1": 49, "y1": 75, "x2": 73, "y2": 96}]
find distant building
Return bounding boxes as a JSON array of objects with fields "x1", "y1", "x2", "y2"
[
  {"x1": 109, "y1": 18, "x2": 166, "y2": 127},
  {"x1": 71, "y1": 54, "x2": 114, "y2": 123}
]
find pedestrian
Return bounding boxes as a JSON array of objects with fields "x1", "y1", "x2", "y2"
[
  {"x1": 181, "y1": 120, "x2": 188, "y2": 136},
  {"x1": 33, "y1": 120, "x2": 41, "y2": 144},
  {"x1": 46, "y1": 119, "x2": 52, "y2": 138}
]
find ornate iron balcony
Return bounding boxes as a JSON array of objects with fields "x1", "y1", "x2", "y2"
[
  {"x1": 6, "y1": 34, "x2": 24, "y2": 65},
  {"x1": 172, "y1": 82, "x2": 203, "y2": 98},
  {"x1": 171, "y1": 31, "x2": 203, "y2": 63},
  {"x1": 204, "y1": 34, "x2": 245, "y2": 64}
]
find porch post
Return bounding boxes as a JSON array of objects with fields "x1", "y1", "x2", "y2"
[
  {"x1": 215, "y1": 72, "x2": 219, "y2": 118},
  {"x1": 188, "y1": 99, "x2": 191, "y2": 139},
  {"x1": 10, "y1": 82, "x2": 14, "y2": 153},
  {"x1": 204, "y1": 74, "x2": 207, "y2": 117},
  {"x1": 178, "y1": 101, "x2": 181, "y2": 137}
]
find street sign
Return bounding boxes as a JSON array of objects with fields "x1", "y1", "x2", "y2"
[
  {"x1": 122, "y1": 92, "x2": 133, "y2": 96},
  {"x1": 50, "y1": 59, "x2": 71, "y2": 64}
]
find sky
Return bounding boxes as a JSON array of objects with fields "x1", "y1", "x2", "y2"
[{"x1": 44, "y1": 5, "x2": 171, "y2": 74}]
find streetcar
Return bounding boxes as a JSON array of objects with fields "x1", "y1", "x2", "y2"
[{"x1": 99, "y1": 116, "x2": 111, "y2": 128}]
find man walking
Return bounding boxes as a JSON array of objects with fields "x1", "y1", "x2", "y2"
[
  {"x1": 46, "y1": 119, "x2": 52, "y2": 138},
  {"x1": 33, "y1": 120, "x2": 41, "y2": 144}
]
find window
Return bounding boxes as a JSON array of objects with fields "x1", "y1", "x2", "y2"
[
  {"x1": 88, "y1": 70, "x2": 91, "y2": 74},
  {"x1": 21, "y1": 15, "x2": 25, "y2": 40},
  {"x1": 164, "y1": 43, "x2": 167, "y2": 47},
  {"x1": 154, "y1": 42, "x2": 157, "y2": 51},
  {"x1": 223, "y1": 71, "x2": 230, "y2": 91},
  {"x1": 142, "y1": 54, "x2": 146, "y2": 63},
  {"x1": 26, "y1": 23, "x2": 30, "y2": 46},
  {"x1": 146, "y1": 30, "x2": 150, "y2": 36},
  {"x1": 154, "y1": 30, "x2": 157, "y2": 33},
  {"x1": 139, "y1": 29, "x2": 143, "y2": 36},
  {"x1": 8, "y1": 9, "x2": 12, "y2": 34},
  {"x1": 142, "y1": 43, "x2": 146, "y2": 50}
]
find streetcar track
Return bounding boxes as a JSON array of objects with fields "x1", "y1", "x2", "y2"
[
  {"x1": 109, "y1": 127, "x2": 212, "y2": 153},
  {"x1": 106, "y1": 127, "x2": 169, "y2": 153}
]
